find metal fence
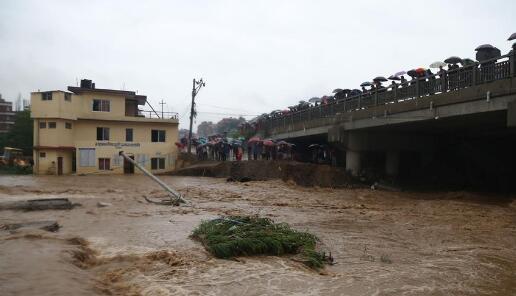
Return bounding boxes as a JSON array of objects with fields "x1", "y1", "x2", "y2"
[
  {"x1": 139, "y1": 110, "x2": 179, "y2": 120},
  {"x1": 263, "y1": 54, "x2": 515, "y2": 132}
]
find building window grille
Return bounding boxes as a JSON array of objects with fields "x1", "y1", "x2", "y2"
[
  {"x1": 65, "y1": 122, "x2": 72, "y2": 129},
  {"x1": 98, "y1": 158, "x2": 110, "y2": 170},
  {"x1": 126, "y1": 128, "x2": 133, "y2": 142},
  {"x1": 151, "y1": 157, "x2": 165, "y2": 170},
  {"x1": 39, "y1": 152, "x2": 46, "y2": 158},
  {"x1": 96, "y1": 127, "x2": 110, "y2": 141},
  {"x1": 48, "y1": 122, "x2": 56, "y2": 128},
  {"x1": 42, "y1": 92, "x2": 52, "y2": 101},
  {"x1": 92, "y1": 99, "x2": 110, "y2": 112},
  {"x1": 79, "y1": 148, "x2": 95, "y2": 167},
  {"x1": 39, "y1": 122, "x2": 46, "y2": 129},
  {"x1": 64, "y1": 93, "x2": 71, "y2": 101},
  {"x1": 151, "y1": 130, "x2": 166, "y2": 142}
]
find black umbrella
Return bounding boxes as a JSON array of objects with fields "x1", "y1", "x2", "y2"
[
  {"x1": 475, "y1": 44, "x2": 495, "y2": 51},
  {"x1": 508, "y1": 33, "x2": 516, "y2": 41},
  {"x1": 444, "y1": 56, "x2": 462, "y2": 64},
  {"x1": 373, "y1": 76, "x2": 388, "y2": 82},
  {"x1": 407, "y1": 69, "x2": 417, "y2": 77},
  {"x1": 476, "y1": 47, "x2": 501, "y2": 62},
  {"x1": 349, "y1": 89, "x2": 362, "y2": 96},
  {"x1": 360, "y1": 81, "x2": 372, "y2": 87},
  {"x1": 332, "y1": 88, "x2": 343, "y2": 94},
  {"x1": 388, "y1": 75, "x2": 401, "y2": 80}
]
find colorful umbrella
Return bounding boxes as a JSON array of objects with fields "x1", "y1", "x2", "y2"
[
  {"x1": 394, "y1": 71, "x2": 406, "y2": 77},
  {"x1": 263, "y1": 140, "x2": 275, "y2": 146},
  {"x1": 461, "y1": 58, "x2": 476, "y2": 66},
  {"x1": 248, "y1": 136, "x2": 261, "y2": 143}
]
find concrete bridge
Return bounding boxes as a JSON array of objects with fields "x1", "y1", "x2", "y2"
[{"x1": 258, "y1": 54, "x2": 516, "y2": 186}]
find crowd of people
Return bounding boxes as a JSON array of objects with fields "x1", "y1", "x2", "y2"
[
  {"x1": 178, "y1": 135, "x2": 297, "y2": 162},
  {"x1": 244, "y1": 36, "x2": 516, "y2": 129}
]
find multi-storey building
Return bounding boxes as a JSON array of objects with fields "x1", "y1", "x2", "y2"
[
  {"x1": 30, "y1": 79, "x2": 179, "y2": 175},
  {"x1": 0, "y1": 94, "x2": 15, "y2": 133}
]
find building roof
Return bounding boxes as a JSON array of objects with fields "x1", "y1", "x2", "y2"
[{"x1": 67, "y1": 86, "x2": 147, "y2": 105}]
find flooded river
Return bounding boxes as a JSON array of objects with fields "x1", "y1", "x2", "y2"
[{"x1": 0, "y1": 175, "x2": 515, "y2": 295}]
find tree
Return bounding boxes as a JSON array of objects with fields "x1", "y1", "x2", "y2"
[
  {"x1": 0, "y1": 110, "x2": 33, "y2": 155},
  {"x1": 214, "y1": 117, "x2": 246, "y2": 135},
  {"x1": 197, "y1": 121, "x2": 215, "y2": 138}
]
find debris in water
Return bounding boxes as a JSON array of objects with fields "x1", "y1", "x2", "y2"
[
  {"x1": 96, "y1": 202, "x2": 112, "y2": 208},
  {"x1": 190, "y1": 215, "x2": 331, "y2": 269},
  {"x1": 0, "y1": 220, "x2": 60, "y2": 232},
  {"x1": 0, "y1": 198, "x2": 78, "y2": 211}
]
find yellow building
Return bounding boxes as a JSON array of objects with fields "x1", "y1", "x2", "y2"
[{"x1": 31, "y1": 79, "x2": 179, "y2": 175}]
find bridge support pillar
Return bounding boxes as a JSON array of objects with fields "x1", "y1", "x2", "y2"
[
  {"x1": 385, "y1": 151, "x2": 399, "y2": 177},
  {"x1": 346, "y1": 150, "x2": 361, "y2": 176}
]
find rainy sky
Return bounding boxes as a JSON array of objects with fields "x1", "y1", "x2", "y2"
[{"x1": 1, "y1": 0, "x2": 515, "y2": 130}]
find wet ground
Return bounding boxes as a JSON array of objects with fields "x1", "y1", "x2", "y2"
[{"x1": 0, "y1": 175, "x2": 515, "y2": 296}]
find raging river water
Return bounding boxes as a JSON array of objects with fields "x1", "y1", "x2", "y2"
[{"x1": 0, "y1": 175, "x2": 515, "y2": 295}]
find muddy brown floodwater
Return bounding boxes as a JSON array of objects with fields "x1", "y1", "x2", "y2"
[{"x1": 0, "y1": 175, "x2": 515, "y2": 296}]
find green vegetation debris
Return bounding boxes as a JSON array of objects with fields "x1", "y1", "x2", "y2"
[{"x1": 191, "y1": 216, "x2": 330, "y2": 269}]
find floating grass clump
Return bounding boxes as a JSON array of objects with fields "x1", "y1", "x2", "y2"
[{"x1": 191, "y1": 216, "x2": 328, "y2": 268}]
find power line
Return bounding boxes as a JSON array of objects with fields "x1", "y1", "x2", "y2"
[
  {"x1": 196, "y1": 111, "x2": 259, "y2": 117},
  {"x1": 196, "y1": 103, "x2": 249, "y2": 112}
]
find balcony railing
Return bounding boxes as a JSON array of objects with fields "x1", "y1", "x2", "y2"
[
  {"x1": 138, "y1": 110, "x2": 179, "y2": 120},
  {"x1": 261, "y1": 53, "x2": 515, "y2": 133}
]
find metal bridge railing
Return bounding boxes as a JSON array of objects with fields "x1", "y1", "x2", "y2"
[{"x1": 262, "y1": 53, "x2": 515, "y2": 133}]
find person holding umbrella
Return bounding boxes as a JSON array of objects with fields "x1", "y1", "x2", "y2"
[{"x1": 508, "y1": 33, "x2": 516, "y2": 76}]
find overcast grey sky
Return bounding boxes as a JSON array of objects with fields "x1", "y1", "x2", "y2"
[{"x1": 1, "y1": 0, "x2": 515, "y2": 129}]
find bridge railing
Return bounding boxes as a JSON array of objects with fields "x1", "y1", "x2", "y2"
[{"x1": 263, "y1": 53, "x2": 515, "y2": 133}]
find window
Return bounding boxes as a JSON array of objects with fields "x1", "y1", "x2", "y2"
[
  {"x1": 96, "y1": 127, "x2": 109, "y2": 141},
  {"x1": 39, "y1": 122, "x2": 46, "y2": 129},
  {"x1": 39, "y1": 152, "x2": 46, "y2": 158},
  {"x1": 64, "y1": 93, "x2": 71, "y2": 101},
  {"x1": 126, "y1": 128, "x2": 133, "y2": 142},
  {"x1": 42, "y1": 92, "x2": 52, "y2": 101},
  {"x1": 79, "y1": 148, "x2": 95, "y2": 167},
  {"x1": 92, "y1": 99, "x2": 110, "y2": 112},
  {"x1": 98, "y1": 158, "x2": 110, "y2": 170},
  {"x1": 151, "y1": 157, "x2": 165, "y2": 170},
  {"x1": 48, "y1": 122, "x2": 56, "y2": 128},
  {"x1": 65, "y1": 122, "x2": 72, "y2": 129},
  {"x1": 151, "y1": 130, "x2": 166, "y2": 142}
]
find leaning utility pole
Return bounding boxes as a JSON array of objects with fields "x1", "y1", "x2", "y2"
[{"x1": 188, "y1": 78, "x2": 205, "y2": 154}]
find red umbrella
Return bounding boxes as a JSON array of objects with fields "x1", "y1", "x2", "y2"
[
  {"x1": 263, "y1": 140, "x2": 275, "y2": 146},
  {"x1": 248, "y1": 136, "x2": 261, "y2": 143},
  {"x1": 415, "y1": 67, "x2": 426, "y2": 74}
]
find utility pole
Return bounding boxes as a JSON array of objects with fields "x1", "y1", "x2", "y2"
[
  {"x1": 188, "y1": 78, "x2": 205, "y2": 154},
  {"x1": 159, "y1": 100, "x2": 166, "y2": 118}
]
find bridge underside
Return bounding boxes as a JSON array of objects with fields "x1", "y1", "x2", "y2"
[{"x1": 274, "y1": 107, "x2": 516, "y2": 191}]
